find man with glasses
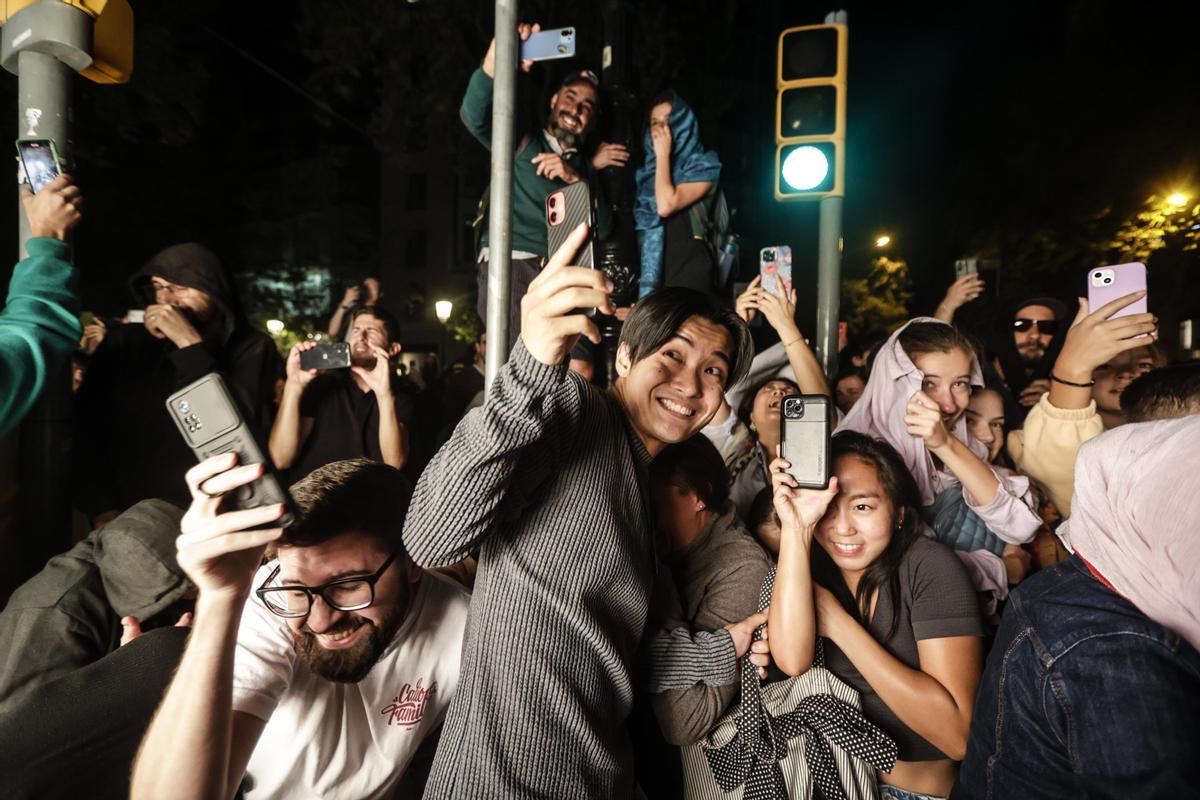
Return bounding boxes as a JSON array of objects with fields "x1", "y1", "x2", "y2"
[
  {"x1": 270, "y1": 307, "x2": 413, "y2": 480},
  {"x1": 72, "y1": 243, "x2": 282, "y2": 522},
  {"x1": 984, "y1": 296, "x2": 1069, "y2": 427},
  {"x1": 132, "y1": 457, "x2": 468, "y2": 800}
]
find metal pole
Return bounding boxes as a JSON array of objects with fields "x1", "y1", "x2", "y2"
[
  {"x1": 484, "y1": 0, "x2": 518, "y2": 394},
  {"x1": 815, "y1": 195, "x2": 842, "y2": 378},
  {"x1": 13, "y1": 48, "x2": 74, "y2": 584}
]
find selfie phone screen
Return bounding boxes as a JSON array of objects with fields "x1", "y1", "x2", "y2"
[{"x1": 17, "y1": 139, "x2": 60, "y2": 194}]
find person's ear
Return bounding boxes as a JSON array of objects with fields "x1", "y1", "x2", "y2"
[
  {"x1": 549, "y1": 91, "x2": 559, "y2": 111},
  {"x1": 615, "y1": 343, "x2": 632, "y2": 378},
  {"x1": 389, "y1": 342, "x2": 402, "y2": 357}
]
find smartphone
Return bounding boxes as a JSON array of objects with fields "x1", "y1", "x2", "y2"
[
  {"x1": 126, "y1": 309, "x2": 145, "y2": 323},
  {"x1": 547, "y1": 182, "x2": 596, "y2": 316},
  {"x1": 520, "y1": 27, "x2": 577, "y2": 62},
  {"x1": 779, "y1": 395, "x2": 832, "y2": 489},
  {"x1": 16, "y1": 138, "x2": 62, "y2": 194},
  {"x1": 80, "y1": 311, "x2": 96, "y2": 327},
  {"x1": 1087, "y1": 263, "x2": 1148, "y2": 324},
  {"x1": 299, "y1": 342, "x2": 351, "y2": 371},
  {"x1": 954, "y1": 259, "x2": 978, "y2": 279},
  {"x1": 760, "y1": 246, "x2": 793, "y2": 298},
  {"x1": 166, "y1": 373, "x2": 296, "y2": 526}
]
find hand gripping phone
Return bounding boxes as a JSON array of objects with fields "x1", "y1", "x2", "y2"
[
  {"x1": 1087, "y1": 263, "x2": 1148, "y2": 323},
  {"x1": 760, "y1": 245, "x2": 793, "y2": 298},
  {"x1": 520, "y1": 27, "x2": 577, "y2": 62},
  {"x1": 547, "y1": 181, "x2": 597, "y2": 316},
  {"x1": 779, "y1": 395, "x2": 832, "y2": 489},
  {"x1": 16, "y1": 138, "x2": 63, "y2": 194},
  {"x1": 299, "y1": 342, "x2": 350, "y2": 371},
  {"x1": 166, "y1": 373, "x2": 296, "y2": 526}
]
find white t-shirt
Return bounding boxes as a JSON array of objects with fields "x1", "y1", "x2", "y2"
[{"x1": 232, "y1": 567, "x2": 469, "y2": 800}]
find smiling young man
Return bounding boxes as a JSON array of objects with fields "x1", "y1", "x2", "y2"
[
  {"x1": 131, "y1": 458, "x2": 468, "y2": 800},
  {"x1": 403, "y1": 224, "x2": 752, "y2": 798}
]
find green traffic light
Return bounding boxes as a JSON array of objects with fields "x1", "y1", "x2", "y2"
[{"x1": 782, "y1": 145, "x2": 831, "y2": 191}]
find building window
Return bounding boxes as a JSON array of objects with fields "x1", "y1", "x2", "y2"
[
  {"x1": 406, "y1": 173, "x2": 426, "y2": 212},
  {"x1": 406, "y1": 231, "x2": 427, "y2": 268}
]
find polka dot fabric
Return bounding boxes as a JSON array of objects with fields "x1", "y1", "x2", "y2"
[{"x1": 682, "y1": 568, "x2": 898, "y2": 799}]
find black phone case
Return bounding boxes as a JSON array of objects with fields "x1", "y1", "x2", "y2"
[
  {"x1": 300, "y1": 342, "x2": 351, "y2": 371},
  {"x1": 546, "y1": 181, "x2": 595, "y2": 268},
  {"x1": 779, "y1": 394, "x2": 832, "y2": 489},
  {"x1": 166, "y1": 373, "x2": 296, "y2": 526}
]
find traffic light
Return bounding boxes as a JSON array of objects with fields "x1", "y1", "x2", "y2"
[{"x1": 775, "y1": 23, "x2": 846, "y2": 200}]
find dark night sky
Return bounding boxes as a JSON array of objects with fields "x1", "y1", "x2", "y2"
[{"x1": 3, "y1": 1, "x2": 1198, "y2": 329}]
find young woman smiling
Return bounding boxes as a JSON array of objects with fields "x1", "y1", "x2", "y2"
[{"x1": 767, "y1": 432, "x2": 984, "y2": 800}]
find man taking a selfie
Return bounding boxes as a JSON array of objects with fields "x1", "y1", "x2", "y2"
[
  {"x1": 404, "y1": 224, "x2": 753, "y2": 798},
  {"x1": 270, "y1": 306, "x2": 413, "y2": 480},
  {"x1": 131, "y1": 458, "x2": 468, "y2": 800}
]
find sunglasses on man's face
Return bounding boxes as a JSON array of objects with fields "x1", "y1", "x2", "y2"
[{"x1": 1012, "y1": 318, "x2": 1060, "y2": 335}]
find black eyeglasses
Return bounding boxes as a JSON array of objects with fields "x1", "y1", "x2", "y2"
[
  {"x1": 1012, "y1": 318, "x2": 1060, "y2": 335},
  {"x1": 256, "y1": 552, "x2": 397, "y2": 618}
]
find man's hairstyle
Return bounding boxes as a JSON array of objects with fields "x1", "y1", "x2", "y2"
[
  {"x1": 269, "y1": 459, "x2": 411, "y2": 557},
  {"x1": 649, "y1": 435, "x2": 731, "y2": 512},
  {"x1": 1122, "y1": 363, "x2": 1200, "y2": 423},
  {"x1": 349, "y1": 306, "x2": 400, "y2": 345},
  {"x1": 618, "y1": 287, "x2": 753, "y2": 388},
  {"x1": 897, "y1": 321, "x2": 980, "y2": 363}
]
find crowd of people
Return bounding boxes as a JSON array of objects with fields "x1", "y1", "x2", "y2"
[{"x1": 1, "y1": 20, "x2": 1199, "y2": 800}]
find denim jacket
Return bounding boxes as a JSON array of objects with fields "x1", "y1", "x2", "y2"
[{"x1": 953, "y1": 555, "x2": 1200, "y2": 800}]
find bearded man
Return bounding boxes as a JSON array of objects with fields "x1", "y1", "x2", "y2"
[
  {"x1": 72, "y1": 243, "x2": 283, "y2": 523},
  {"x1": 270, "y1": 306, "x2": 414, "y2": 481},
  {"x1": 984, "y1": 296, "x2": 1069, "y2": 427},
  {"x1": 131, "y1": 457, "x2": 468, "y2": 800}
]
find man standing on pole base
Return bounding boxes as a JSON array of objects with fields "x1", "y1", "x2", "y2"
[{"x1": 405, "y1": 224, "x2": 753, "y2": 798}]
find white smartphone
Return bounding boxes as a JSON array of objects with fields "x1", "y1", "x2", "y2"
[{"x1": 520, "y1": 27, "x2": 577, "y2": 62}]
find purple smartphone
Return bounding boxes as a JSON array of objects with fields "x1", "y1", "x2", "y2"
[
  {"x1": 760, "y1": 245, "x2": 793, "y2": 298},
  {"x1": 1087, "y1": 263, "x2": 1147, "y2": 321}
]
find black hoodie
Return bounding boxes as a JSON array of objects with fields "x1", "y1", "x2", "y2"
[
  {"x1": 0, "y1": 500, "x2": 189, "y2": 711},
  {"x1": 984, "y1": 296, "x2": 1071, "y2": 427},
  {"x1": 72, "y1": 244, "x2": 283, "y2": 514}
]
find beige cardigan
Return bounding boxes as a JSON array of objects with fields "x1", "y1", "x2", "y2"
[{"x1": 1006, "y1": 395, "x2": 1104, "y2": 518}]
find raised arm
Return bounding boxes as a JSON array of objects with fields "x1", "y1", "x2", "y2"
[
  {"x1": 268, "y1": 343, "x2": 317, "y2": 470},
  {"x1": 131, "y1": 455, "x2": 285, "y2": 800},
  {"x1": 403, "y1": 224, "x2": 611, "y2": 567},
  {"x1": 461, "y1": 24, "x2": 538, "y2": 147},
  {"x1": 739, "y1": 279, "x2": 829, "y2": 396},
  {"x1": 0, "y1": 176, "x2": 83, "y2": 438},
  {"x1": 933, "y1": 273, "x2": 985, "y2": 324},
  {"x1": 353, "y1": 343, "x2": 409, "y2": 470}
]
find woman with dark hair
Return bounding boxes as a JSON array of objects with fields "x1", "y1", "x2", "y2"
[
  {"x1": 838, "y1": 318, "x2": 1042, "y2": 608},
  {"x1": 633, "y1": 90, "x2": 722, "y2": 300},
  {"x1": 726, "y1": 375, "x2": 800, "y2": 518},
  {"x1": 768, "y1": 431, "x2": 984, "y2": 800}
]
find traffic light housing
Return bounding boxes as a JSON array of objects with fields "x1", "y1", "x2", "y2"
[{"x1": 775, "y1": 23, "x2": 846, "y2": 201}]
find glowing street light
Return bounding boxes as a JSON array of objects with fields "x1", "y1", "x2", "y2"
[
  {"x1": 1167, "y1": 192, "x2": 1189, "y2": 207},
  {"x1": 434, "y1": 300, "x2": 453, "y2": 324},
  {"x1": 265, "y1": 319, "x2": 285, "y2": 335},
  {"x1": 875, "y1": 235, "x2": 892, "y2": 248}
]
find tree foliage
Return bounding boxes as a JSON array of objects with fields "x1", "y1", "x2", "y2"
[{"x1": 841, "y1": 256, "x2": 912, "y2": 335}]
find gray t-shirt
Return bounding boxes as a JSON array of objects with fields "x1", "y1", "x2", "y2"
[{"x1": 818, "y1": 535, "x2": 983, "y2": 761}]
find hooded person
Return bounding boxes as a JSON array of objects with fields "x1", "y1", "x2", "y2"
[
  {"x1": 0, "y1": 499, "x2": 191, "y2": 710},
  {"x1": 634, "y1": 90, "x2": 723, "y2": 300},
  {"x1": 955, "y1": 415, "x2": 1200, "y2": 798},
  {"x1": 72, "y1": 243, "x2": 283, "y2": 518},
  {"x1": 837, "y1": 318, "x2": 1042, "y2": 612},
  {"x1": 983, "y1": 296, "x2": 1069, "y2": 427}
]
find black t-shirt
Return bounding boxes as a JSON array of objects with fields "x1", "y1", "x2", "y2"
[
  {"x1": 663, "y1": 209, "x2": 716, "y2": 298},
  {"x1": 289, "y1": 370, "x2": 415, "y2": 482}
]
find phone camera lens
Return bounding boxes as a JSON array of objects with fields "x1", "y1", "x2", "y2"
[{"x1": 1104, "y1": 277, "x2": 1112, "y2": 284}]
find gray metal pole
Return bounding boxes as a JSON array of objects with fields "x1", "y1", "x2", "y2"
[
  {"x1": 483, "y1": 0, "x2": 518, "y2": 394},
  {"x1": 11, "y1": 47, "x2": 74, "y2": 584},
  {"x1": 814, "y1": 195, "x2": 843, "y2": 378}
]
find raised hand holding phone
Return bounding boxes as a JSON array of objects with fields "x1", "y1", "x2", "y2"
[
  {"x1": 483, "y1": 22, "x2": 540, "y2": 78},
  {"x1": 1049, "y1": 293, "x2": 1156, "y2": 410},
  {"x1": 520, "y1": 222, "x2": 613, "y2": 366},
  {"x1": 21, "y1": 173, "x2": 81, "y2": 240}
]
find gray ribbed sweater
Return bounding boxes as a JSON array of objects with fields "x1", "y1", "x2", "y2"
[{"x1": 404, "y1": 341, "x2": 655, "y2": 799}]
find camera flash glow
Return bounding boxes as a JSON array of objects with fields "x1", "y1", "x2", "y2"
[
  {"x1": 782, "y1": 146, "x2": 830, "y2": 191},
  {"x1": 266, "y1": 319, "x2": 285, "y2": 335}
]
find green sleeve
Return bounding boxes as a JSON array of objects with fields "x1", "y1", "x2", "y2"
[
  {"x1": 460, "y1": 68, "x2": 495, "y2": 149},
  {"x1": 0, "y1": 237, "x2": 81, "y2": 438}
]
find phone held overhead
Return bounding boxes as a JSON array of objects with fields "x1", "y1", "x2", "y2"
[
  {"x1": 520, "y1": 27, "x2": 577, "y2": 62},
  {"x1": 16, "y1": 138, "x2": 63, "y2": 194},
  {"x1": 760, "y1": 245, "x2": 793, "y2": 298}
]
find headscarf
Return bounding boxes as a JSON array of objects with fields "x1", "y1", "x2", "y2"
[
  {"x1": 1058, "y1": 415, "x2": 1200, "y2": 650},
  {"x1": 836, "y1": 317, "x2": 986, "y2": 507},
  {"x1": 633, "y1": 92, "x2": 721, "y2": 298}
]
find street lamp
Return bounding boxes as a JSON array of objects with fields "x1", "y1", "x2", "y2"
[
  {"x1": 1167, "y1": 192, "x2": 1189, "y2": 208},
  {"x1": 265, "y1": 319, "x2": 285, "y2": 335},
  {"x1": 434, "y1": 300, "x2": 453, "y2": 369},
  {"x1": 874, "y1": 235, "x2": 892, "y2": 248}
]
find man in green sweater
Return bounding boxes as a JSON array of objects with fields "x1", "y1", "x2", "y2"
[
  {"x1": 462, "y1": 22, "x2": 628, "y2": 378},
  {"x1": 0, "y1": 174, "x2": 84, "y2": 439}
]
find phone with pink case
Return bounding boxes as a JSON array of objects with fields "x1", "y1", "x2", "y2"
[
  {"x1": 760, "y1": 245, "x2": 793, "y2": 298},
  {"x1": 1086, "y1": 263, "x2": 1147, "y2": 323}
]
